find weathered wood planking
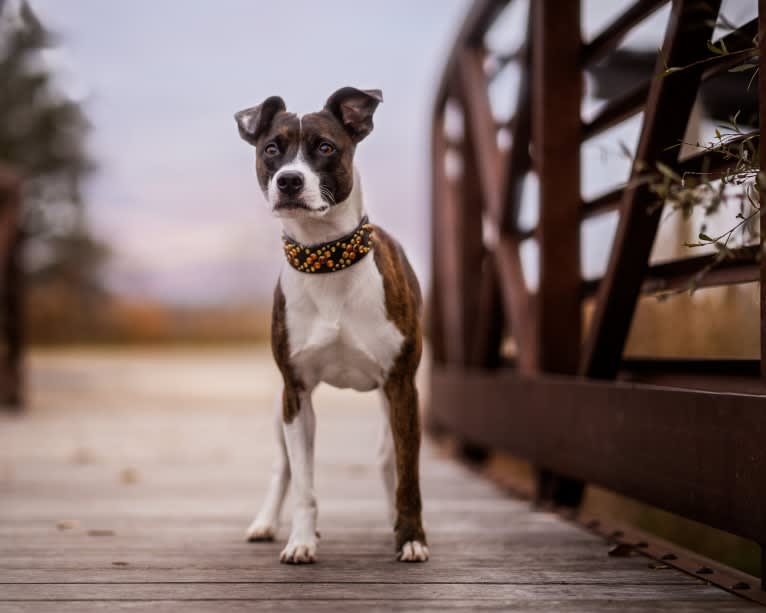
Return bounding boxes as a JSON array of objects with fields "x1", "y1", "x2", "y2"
[{"x1": 0, "y1": 349, "x2": 758, "y2": 611}]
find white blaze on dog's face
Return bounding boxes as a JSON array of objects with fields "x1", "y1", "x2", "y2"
[{"x1": 235, "y1": 87, "x2": 383, "y2": 218}]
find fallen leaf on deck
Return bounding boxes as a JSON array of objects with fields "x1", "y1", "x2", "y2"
[
  {"x1": 120, "y1": 467, "x2": 139, "y2": 484},
  {"x1": 87, "y1": 529, "x2": 115, "y2": 537},
  {"x1": 56, "y1": 520, "x2": 80, "y2": 531}
]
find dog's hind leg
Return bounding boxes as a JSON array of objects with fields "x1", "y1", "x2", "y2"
[
  {"x1": 280, "y1": 390, "x2": 318, "y2": 564},
  {"x1": 384, "y1": 374, "x2": 429, "y2": 562},
  {"x1": 378, "y1": 393, "x2": 397, "y2": 527},
  {"x1": 246, "y1": 390, "x2": 290, "y2": 542}
]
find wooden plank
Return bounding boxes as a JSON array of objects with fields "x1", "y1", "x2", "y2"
[
  {"x1": 0, "y1": 582, "x2": 756, "y2": 603},
  {"x1": 431, "y1": 366, "x2": 766, "y2": 547},
  {"x1": 583, "y1": 0, "x2": 669, "y2": 66},
  {"x1": 532, "y1": 0, "x2": 582, "y2": 374},
  {"x1": 580, "y1": 0, "x2": 723, "y2": 379},
  {"x1": 2, "y1": 349, "x2": 758, "y2": 610},
  {"x1": 0, "y1": 598, "x2": 755, "y2": 613}
]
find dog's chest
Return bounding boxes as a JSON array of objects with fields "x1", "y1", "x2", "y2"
[{"x1": 281, "y1": 257, "x2": 404, "y2": 391}]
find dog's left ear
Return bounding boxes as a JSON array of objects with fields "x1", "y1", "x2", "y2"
[{"x1": 325, "y1": 87, "x2": 383, "y2": 143}]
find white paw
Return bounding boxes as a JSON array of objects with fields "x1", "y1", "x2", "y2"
[
  {"x1": 245, "y1": 519, "x2": 276, "y2": 542},
  {"x1": 280, "y1": 539, "x2": 317, "y2": 564},
  {"x1": 398, "y1": 540, "x2": 429, "y2": 562}
]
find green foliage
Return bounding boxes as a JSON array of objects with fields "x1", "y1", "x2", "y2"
[{"x1": 648, "y1": 26, "x2": 761, "y2": 296}]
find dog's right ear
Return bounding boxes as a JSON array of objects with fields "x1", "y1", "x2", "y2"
[{"x1": 234, "y1": 96, "x2": 286, "y2": 146}]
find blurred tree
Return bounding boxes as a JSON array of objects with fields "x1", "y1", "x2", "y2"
[
  {"x1": 0, "y1": 0, "x2": 107, "y2": 396},
  {"x1": 0, "y1": 0, "x2": 101, "y2": 264}
]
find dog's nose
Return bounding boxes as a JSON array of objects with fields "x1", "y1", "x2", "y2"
[{"x1": 276, "y1": 171, "x2": 305, "y2": 196}]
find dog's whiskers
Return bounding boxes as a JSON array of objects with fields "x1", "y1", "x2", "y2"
[{"x1": 319, "y1": 186, "x2": 336, "y2": 206}]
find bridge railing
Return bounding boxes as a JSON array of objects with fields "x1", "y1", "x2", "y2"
[{"x1": 428, "y1": 0, "x2": 765, "y2": 592}]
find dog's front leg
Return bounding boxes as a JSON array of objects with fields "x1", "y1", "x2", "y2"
[
  {"x1": 280, "y1": 390, "x2": 318, "y2": 564},
  {"x1": 246, "y1": 391, "x2": 290, "y2": 542},
  {"x1": 378, "y1": 394, "x2": 397, "y2": 527},
  {"x1": 384, "y1": 375, "x2": 429, "y2": 562}
]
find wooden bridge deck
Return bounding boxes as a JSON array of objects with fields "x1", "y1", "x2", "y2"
[{"x1": 0, "y1": 349, "x2": 757, "y2": 612}]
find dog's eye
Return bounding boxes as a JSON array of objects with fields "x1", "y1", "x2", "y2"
[
  {"x1": 318, "y1": 142, "x2": 335, "y2": 155},
  {"x1": 264, "y1": 142, "x2": 279, "y2": 156}
]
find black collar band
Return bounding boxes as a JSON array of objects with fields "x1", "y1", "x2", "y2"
[{"x1": 282, "y1": 215, "x2": 374, "y2": 274}]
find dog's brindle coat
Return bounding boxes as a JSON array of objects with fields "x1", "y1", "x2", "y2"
[{"x1": 235, "y1": 87, "x2": 427, "y2": 564}]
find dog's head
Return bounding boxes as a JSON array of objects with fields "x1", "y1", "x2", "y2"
[{"x1": 235, "y1": 87, "x2": 382, "y2": 218}]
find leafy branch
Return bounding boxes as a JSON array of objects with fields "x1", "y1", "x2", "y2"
[{"x1": 645, "y1": 25, "x2": 761, "y2": 296}]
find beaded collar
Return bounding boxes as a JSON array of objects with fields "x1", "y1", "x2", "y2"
[{"x1": 282, "y1": 215, "x2": 374, "y2": 274}]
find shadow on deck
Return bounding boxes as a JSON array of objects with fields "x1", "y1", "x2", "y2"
[{"x1": 0, "y1": 349, "x2": 758, "y2": 611}]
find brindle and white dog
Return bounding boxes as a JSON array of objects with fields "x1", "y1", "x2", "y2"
[{"x1": 234, "y1": 87, "x2": 428, "y2": 564}]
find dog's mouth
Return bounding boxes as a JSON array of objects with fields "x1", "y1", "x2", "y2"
[
  {"x1": 272, "y1": 199, "x2": 329, "y2": 216},
  {"x1": 274, "y1": 199, "x2": 311, "y2": 211}
]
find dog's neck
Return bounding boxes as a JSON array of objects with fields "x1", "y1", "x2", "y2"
[{"x1": 279, "y1": 167, "x2": 366, "y2": 247}]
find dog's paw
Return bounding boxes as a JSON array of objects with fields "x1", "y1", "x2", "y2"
[
  {"x1": 280, "y1": 539, "x2": 317, "y2": 564},
  {"x1": 245, "y1": 519, "x2": 276, "y2": 542},
  {"x1": 397, "y1": 540, "x2": 429, "y2": 562}
]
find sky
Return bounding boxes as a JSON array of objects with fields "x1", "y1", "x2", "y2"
[
  {"x1": 24, "y1": 0, "x2": 756, "y2": 305},
  {"x1": 27, "y1": 0, "x2": 470, "y2": 305}
]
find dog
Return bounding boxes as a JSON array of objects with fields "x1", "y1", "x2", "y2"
[{"x1": 234, "y1": 86, "x2": 428, "y2": 564}]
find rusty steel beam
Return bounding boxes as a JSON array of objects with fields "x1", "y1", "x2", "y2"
[
  {"x1": 582, "y1": 244, "x2": 760, "y2": 297},
  {"x1": 581, "y1": 186, "x2": 624, "y2": 219},
  {"x1": 582, "y1": 0, "x2": 669, "y2": 66},
  {"x1": 498, "y1": 16, "x2": 532, "y2": 235},
  {"x1": 700, "y1": 18, "x2": 758, "y2": 82},
  {"x1": 532, "y1": 0, "x2": 582, "y2": 375},
  {"x1": 430, "y1": 111, "x2": 464, "y2": 365},
  {"x1": 581, "y1": 0, "x2": 723, "y2": 379},
  {"x1": 429, "y1": 111, "x2": 448, "y2": 366},
  {"x1": 470, "y1": 254, "x2": 504, "y2": 367},
  {"x1": 458, "y1": 46, "x2": 504, "y2": 225},
  {"x1": 433, "y1": 0, "x2": 510, "y2": 113},
  {"x1": 582, "y1": 82, "x2": 650, "y2": 141},
  {"x1": 430, "y1": 366, "x2": 766, "y2": 547},
  {"x1": 455, "y1": 123, "x2": 491, "y2": 366},
  {"x1": 493, "y1": 236, "x2": 535, "y2": 372}
]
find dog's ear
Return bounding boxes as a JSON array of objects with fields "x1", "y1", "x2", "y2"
[
  {"x1": 234, "y1": 96, "x2": 286, "y2": 145},
  {"x1": 324, "y1": 87, "x2": 383, "y2": 143}
]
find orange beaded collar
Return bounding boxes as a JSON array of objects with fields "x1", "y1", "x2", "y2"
[{"x1": 282, "y1": 216, "x2": 374, "y2": 274}]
